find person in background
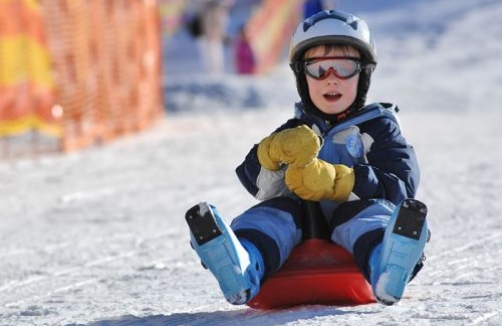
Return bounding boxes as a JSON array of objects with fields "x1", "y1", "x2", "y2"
[
  {"x1": 199, "y1": 0, "x2": 234, "y2": 75},
  {"x1": 234, "y1": 25, "x2": 256, "y2": 75}
]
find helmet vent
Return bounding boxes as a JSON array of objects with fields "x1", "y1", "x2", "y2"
[{"x1": 303, "y1": 10, "x2": 358, "y2": 32}]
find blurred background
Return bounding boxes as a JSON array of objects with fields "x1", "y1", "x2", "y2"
[
  {"x1": 1, "y1": 0, "x2": 500, "y2": 160},
  {"x1": 0, "y1": 0, "x2": 372, "y2": 161}
]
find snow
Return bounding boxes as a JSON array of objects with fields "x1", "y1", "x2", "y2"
[{"x1": 1, "y1": 0, "x2": 502, "y2": 325}]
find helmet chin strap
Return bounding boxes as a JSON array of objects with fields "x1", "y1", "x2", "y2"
[{"x1": 303, "y1": 99, "x2": 358, "y2": 125}]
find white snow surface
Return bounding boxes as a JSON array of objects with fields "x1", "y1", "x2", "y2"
[{"x1": 2, "y1": 0, "x2": 502, "y2": 325}]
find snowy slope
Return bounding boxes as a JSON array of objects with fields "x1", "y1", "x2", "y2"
[{"x1": 1, "y1": 0, "x2": 502, "y2": 325}]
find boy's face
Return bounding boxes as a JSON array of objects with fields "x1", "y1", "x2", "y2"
[{"x1": 304, "y1": 46, "x2": 360, "y2": 116}]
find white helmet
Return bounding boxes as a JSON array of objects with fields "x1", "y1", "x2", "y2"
[
  {"x1": 290, "y1": 10, "x2": 377, "y2": 65},
  {"x1": 289, "y1": 10, "x2": 377, "y2": 121}
]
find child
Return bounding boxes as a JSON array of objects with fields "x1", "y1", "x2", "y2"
[
  {"x1": 185, "y1": 10, "x2": 430, "y2": 306},
  {"x1": 234, "y1": 25, "x2": 256, "y2": 75}
]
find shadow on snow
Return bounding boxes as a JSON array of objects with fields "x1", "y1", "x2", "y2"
[{"x1": 73, "y1": 305, "x2": 377, "y2": 326}]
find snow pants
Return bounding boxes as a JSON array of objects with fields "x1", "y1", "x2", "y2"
[{"x1": 231, "y1": 196, "x2": 398, "y2": 283}]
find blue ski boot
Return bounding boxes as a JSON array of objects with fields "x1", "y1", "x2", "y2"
[
  {"x1": 369, "y1": 198, "x2": 429, "y2": 305},
  {"x1": 185, "y1": 202, "x2": 264, "y2": 305}
]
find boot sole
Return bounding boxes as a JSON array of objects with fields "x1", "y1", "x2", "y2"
[
  {"x1": 375, "y1": 199, "x2": 428, "y2": 305},
  {"x1": 186, "y1": 202, "x2": 252, "y2": 305}
]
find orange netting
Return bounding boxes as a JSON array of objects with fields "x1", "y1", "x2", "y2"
[
  {"x1": 0, "y1": 0, "x2": 59, "y2": 135},
  {"x1": 0, "y1": 0, "x2": 163, "y2": 159}
]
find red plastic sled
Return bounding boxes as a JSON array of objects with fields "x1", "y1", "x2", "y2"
[{"x1": 247, "y1": 202, "x2": 376, "y2": 309}]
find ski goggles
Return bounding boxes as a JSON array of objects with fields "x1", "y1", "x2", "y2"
[{"x1": 304, "y1": 56, "x2": 363, "y2": 80}]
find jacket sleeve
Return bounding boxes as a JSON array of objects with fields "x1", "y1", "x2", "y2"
[
  {"x1": 352, "y1": 116, "x2": 420, "y2": 205},
  {"x1": 235, "y1": 145, "x2": 263, "y2": 197}
]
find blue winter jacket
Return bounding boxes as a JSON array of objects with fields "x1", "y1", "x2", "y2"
[{"x1": 235, "y1": 102, "x2": 420, "y2": 215}]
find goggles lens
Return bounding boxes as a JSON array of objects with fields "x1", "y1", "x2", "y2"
[{"x1": 304, "y1": 57, "x2": 362, "y2": 80}]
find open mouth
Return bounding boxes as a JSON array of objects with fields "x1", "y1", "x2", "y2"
[{"x1": 323, "y1": 92, "x2": 342, "y2": 101}]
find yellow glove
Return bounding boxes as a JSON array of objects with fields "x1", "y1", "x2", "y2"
[
  {"x1": 285, "y1": 158, "x2": 355, "y2": 202},
  {"x1": 257, "y1": 125, "x2": 320, "y2": 171}
]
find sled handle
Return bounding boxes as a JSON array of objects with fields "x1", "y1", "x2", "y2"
[{"x1": 303, "y1": 201, "x2": 330, "y2": 240}]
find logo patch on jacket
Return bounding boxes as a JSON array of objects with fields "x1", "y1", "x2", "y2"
[{"x1": 346, "y1": 133, "x2": 364, "y2": 159}]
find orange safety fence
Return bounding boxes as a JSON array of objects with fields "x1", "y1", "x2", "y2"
[
  {"x1": 246, "y1": 0, "x2": 304, "y2": 74},
  {"x1": 0, "y1": 0, "x2": 59, "y2": 137},
  {"x1": 0, "y1": 0, "x2": 163, "y2": 159}
]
